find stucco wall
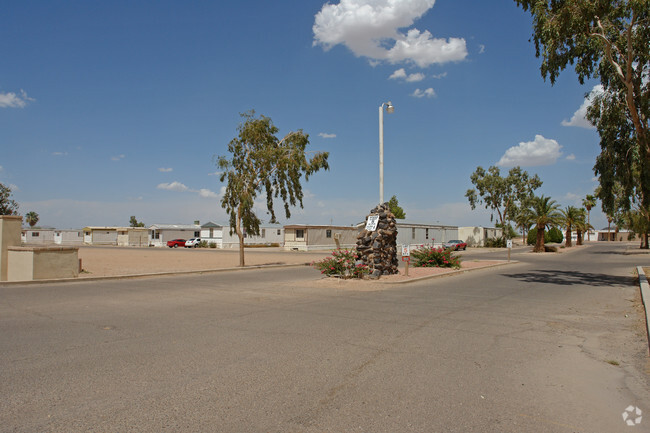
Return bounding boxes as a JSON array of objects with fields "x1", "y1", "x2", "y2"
[
  {"x1": 1, "y1": 216, "x2": 22, "y2": 281},
  {"x1": 7, "y1": 246, "x2": 79, "y2": 281}
]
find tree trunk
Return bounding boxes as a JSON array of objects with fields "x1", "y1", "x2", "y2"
[
  {"x1": 565, "y1": 228, "x2": 572, "y2": 247},
  {"x1": 534, "y1": 227, "x2": 545, "y2": 252},
  {"x1": 236, "y1": 207, "x2": 245, "y2": 267},
  {"x1": 576, "y1": 229, "x2": 583, "y2": 246},
  {"x1": 644, "y1": 232, "x2": 649, "y2": 250}
]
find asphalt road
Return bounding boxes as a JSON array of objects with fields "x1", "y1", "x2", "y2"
[{"x1": 1, "y1": 242, "x2": 649, "y2": 432}]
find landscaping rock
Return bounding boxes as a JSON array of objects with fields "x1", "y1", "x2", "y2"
[{"x1": 356, "y1": 203, "x2": 399, "y2": 276}]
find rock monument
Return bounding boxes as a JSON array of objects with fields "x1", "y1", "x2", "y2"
[{"x1": 355, "y1": 203, "x2": 399, "y2": 278}]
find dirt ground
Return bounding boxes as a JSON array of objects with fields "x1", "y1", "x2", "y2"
[{"x1": 77, "y1": 246, "x2": 506, "y2": 285}]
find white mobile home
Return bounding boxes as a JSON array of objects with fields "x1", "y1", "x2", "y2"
[
  {"x1": 22, "y1": 229, "x2": 55, "y2": 245},
  {"x1": 222, "y1": 225, "x2": 284, "y2": 248},
  {"x1": 83, "y1": 227, "x2": 119, "y2": 245},
  {"x1": 458, "y1": 226, "x2": 503, "y2": 247},
  {"x1": 200, "y1": 222, "x2": 224, "y2": 248},
  {"x1": 394, "y1": 220, "x2": 458, "y2": 249},
  {"x1": 149, "y1": 224, "x2": 201, "y2": 247},
  {"x1": 54, "y1": 229, "x2": 84, "y2": 245}
]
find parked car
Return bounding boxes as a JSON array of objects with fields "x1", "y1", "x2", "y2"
[
  {"x1": 443, "y1": 240, "x2": 467, "y2": 251},
  {"x1": 167, "y1": 239, "x2": 186, "y2": 248},
  {"x1": 184, "y1": 238, "x2": 201, "y2": 248}
]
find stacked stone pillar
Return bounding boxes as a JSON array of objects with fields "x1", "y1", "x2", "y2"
[{"x1": 355, "y1": 203, "x2": 398, "y2": 278}]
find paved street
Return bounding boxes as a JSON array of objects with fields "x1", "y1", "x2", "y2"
[{"x1": 1, "y1": 242, "x2": 649, "y2": 432}]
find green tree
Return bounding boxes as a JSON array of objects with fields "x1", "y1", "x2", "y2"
[
  {"x1": 218, "y1": 111, "x2": 329, "y2": 266},
  {"x1": 466, "y1": 165, "x2": 542, "y2": 238},
  {"x1": 129, "y1": 216, "x2": 145, "y2": 227},
  {"x1": 25, "y1": 211, "x2": 39, "y2": 228},
  {"x1": 515, "y1": 0, "x2": 650, "y2": 241},
  {"x1": 574, "y1": 208, "x2": 590, "y2": 246},
  {"x1": 582, "y1": 194, "x2": 597, "y2": 241},
  {"x1": 560, "y1": 206, "x2": 581, "y2": 247},
  {"x1": 387, "y1": 195, "x2": 406, "y2": 219},
  {"x1": 0, "y1": 182, "x2": 19, "y2": 215},
  {"x1": 529, "y1": 195, "x2": 561, "y2": 252},
  {"x1": 514, "y1": 205, "x2": 534, "y2": 245}
]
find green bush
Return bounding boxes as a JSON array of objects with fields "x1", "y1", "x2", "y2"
[
  {"x1": 197, "y1": 240, "x2": 209, "y2": 248},
  {"x1": 312, "y1": 249, "x2": 369, "y2": 279},
  {"x1": 209, "y1": 242, "x2": 217, "y2": 248},
  {"x1": 527, "y1": 227, "x2": 564, "y2": 245},
  {"x1": 410, "y1": 246, "x2": 461, "y2": 269},
  {"x1": 485, "y1": 237, "x2": 506, "y2": 248}
]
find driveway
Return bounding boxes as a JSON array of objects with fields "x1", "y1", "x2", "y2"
[{"x1": 1, "y1": 242, "x2": 648, "y2": 432}]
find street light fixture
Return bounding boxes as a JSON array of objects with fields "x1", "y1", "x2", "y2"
[{"x1": 379, "y1": 101, "x2": 394, "y2": 204}]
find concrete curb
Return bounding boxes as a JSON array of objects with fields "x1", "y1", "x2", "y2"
[
  {"x1": 0, "y1": 262, "x2": 311, "y2": 286},
  {"x1": 380, "y1": 260, "x2": 519, "y2": 285},
  {"x1": 636, "y1": 266, "x2": 650, "y2": 353}
]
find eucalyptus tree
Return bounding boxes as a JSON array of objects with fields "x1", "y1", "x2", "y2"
[
  {"x1": 530, "y1": 195, "x2": 562, "y2": 252},
  {"x1": 218, "y1": 111, "x2": 329, "y2": 266},
  {"x1": 515, "y1": 0, "x2": 650, "y2": 239},
  {"x1": 0, "y1": 182, "x2": 19, "y2": 216},
  {"x1": 466, "y1": 165, "x2": 542, "y2": 238},
  {"x1": 25, "y1": 211, "x2": 39, "y2": 228}
]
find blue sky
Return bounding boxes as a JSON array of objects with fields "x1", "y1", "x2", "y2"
[{"x1": 0, "y1": 0, "x2": 607, "y2": 230}]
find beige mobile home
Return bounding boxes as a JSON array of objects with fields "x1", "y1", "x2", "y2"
[{"x1": 284, "y1": 225, "x2": 359, "y2": 251}]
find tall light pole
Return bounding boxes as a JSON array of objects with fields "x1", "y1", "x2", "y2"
[{"x1": 379, "y1": 101, "x2": 394, "y2": 204}]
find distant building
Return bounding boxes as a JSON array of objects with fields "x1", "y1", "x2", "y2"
[
  {"x1": 54, "y1": 229, "x2": 84, "y2": 245},
  {"x1": 458, "y1": 226, "x2": 503, "y2": 247},
  {"x1": 284, "y1": 225, "x2": 358, "y2": 251},
  {"x1": 394, "y1": 220, "x2": 458, "y2": 248},
  {"x1": 148, "y1": 224, "x2": 201, "y2": 247},
  {"x1": 222, "y1": 224, "x2": 285, "y2": 248},
  {"x1": 21, "y1": 229, "x2": 55, "y2": 245}
]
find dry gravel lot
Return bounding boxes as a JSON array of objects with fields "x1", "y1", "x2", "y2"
[{"x1": 76, "y1": 245, "x2": 507, "y2": 285}]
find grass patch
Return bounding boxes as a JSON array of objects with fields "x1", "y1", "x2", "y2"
[{"x1": 606, "y1": 360, "x2": 620, "y2": 366}]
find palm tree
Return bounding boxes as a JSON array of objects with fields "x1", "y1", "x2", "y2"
[
  {"x1": 514, "y1": 207, "x2": 533, "y2": 245},
  {"x1": 582, "y1": 194, "x2": 596, "y2": 241},
  {"x1": 530, "y1": 195, "x2": 561, "y2": 252},
  {"x1": 574, "y1": 208, "x2": 590, "y2": 246},
  {"x1": 560, "y1": 206, "x2": 580, "y2": 247},
  {"x1": 25, "y1": 211, "x2": 39, "y2": 228}
]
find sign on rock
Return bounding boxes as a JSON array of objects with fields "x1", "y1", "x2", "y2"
[{"x1": 365, "y1": 215, "x2": 379, "y2": 231}]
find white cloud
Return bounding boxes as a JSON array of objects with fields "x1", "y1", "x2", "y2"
[
  {"x1": 9, "y1": 183, "x2": 19, "y2": 191},
  {"x1": 158, "y1": 181, "x2": 219, "y2": 199},
  {"x1": 389, "y1": 68, "x2": 425, "y2": 82},
  {"x1": 412, "y1": 87, "x2": 436, "y2": 98},
  {"x1": 198, "y1": 188, "x2": 218, "y2": 198},
  {"x1": 158, "y1": 167, "x2": 173, "y2": 172},
  {"x1": 565, "y1": 154, "x2": 576, "y2": 161},
  {"x1": 431, "y1": 72, "x2": 447, "y2": 79},
  {"x1": 497, "y1": 135, "x2": 562, "y2": 167},
  {"x1": 478, "y1": 44, "x2": 485, "y2": 54},
  {"x1": 0, "y1": 89, "x2": 34, "y2": 108},
  {"x1": 313, "y1": 0, "x2": 468, "y2": 68},
  {"x1": 111, "y1": 154, "x2": 125, "y2": 161},
  {"x1": 52, "y1": 152, "x2": 68, "y2": 156},
  {"x1": 561, "y1": 85, "x2": 603, "y2": 129},
  {"x1": 319, "y1": 132, "x2": 337, "y2": 138},
  {"x1": 157, "y1": 181, "x2": 189, "y2": 192}
]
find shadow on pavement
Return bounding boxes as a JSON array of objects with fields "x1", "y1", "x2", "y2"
[{"x1": 504, "y1": 269, "x2": 635, "y2": 287}]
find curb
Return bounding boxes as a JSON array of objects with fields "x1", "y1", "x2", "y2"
[
  {"x1": 636, "y1": 266, "x2": 650, "y2": 353},
  {"x1": 380, "y1": 260, "x2": 519, "y2": 285},
  {"x1": 0, "y1": 262, "x2": 311, "y2": 287}
]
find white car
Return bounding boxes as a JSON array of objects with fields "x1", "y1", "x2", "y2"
[{"x1": 184, "y1": 238, "x2": 201, "y2": 248}]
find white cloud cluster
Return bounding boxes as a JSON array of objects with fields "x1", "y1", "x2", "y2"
[
  {"x1": 389, "y1": 68, "x2": 425, "y2": 82},
  {"x1": 562, "y1": 85, "x2": 603, "y2": 129},
  {"x1": 313, "y1": 0, "x2": 467, "y2": 68},
  {"x1": 111, "y1": 154, "x2": 125, "y2": 161},
  {"x1": 0, "y1": 89, "x2": 34, "y2": 108},
  {"x1": 412, "y1": 88, "x2": 435, "y2": 98},
  {"x1": 497, "y1": 135, "x2": 562, "y2": 167},
  {"x1": 157, "y1": 181, "x2": 218, "y2": 199},
  {"x1": 319, "y1": 132, "x2": 337, "y2": 138}
]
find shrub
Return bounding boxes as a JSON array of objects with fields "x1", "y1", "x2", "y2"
[
  {"x1": 484, "y1": 237, "x2": 506, "y2": 248},
  {"x1": 410, "y1": 246, "x2": 461, "y2": 269},
  {"x1": 311, "y1": 249, "x2": 369, "y2": 279},
  {"x1": 197, "y1": 240, "x2": 209, "y2": 248},
  {"x1": 527, "y1": 227, "x2": 564, "y2": 245},
  {"x1": 209, "y1": 242, "x2": 217, "y2": 248}
]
